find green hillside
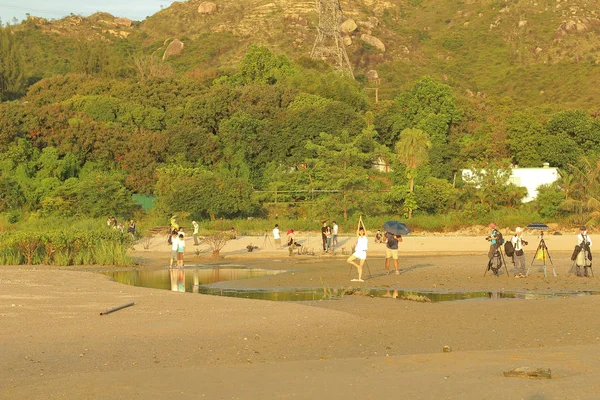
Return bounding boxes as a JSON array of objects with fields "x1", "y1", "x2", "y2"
[
  {"x1": 6, "y1": 0, "x2": 600, "y2": 107},
  {"x1": 1, "y1": 0, "x2": 600, "y2": 227}
]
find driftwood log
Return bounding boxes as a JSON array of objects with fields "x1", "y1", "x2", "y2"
[{"x1": 503, "y1": 367, "x2": 552, "y2": 379}]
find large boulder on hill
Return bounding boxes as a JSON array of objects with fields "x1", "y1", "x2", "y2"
[
  {"x1": 198, "y1": 2, "x2": 217, "y2": 15},
  {"x1": 115, "y1": 18, "x2": 132, "y2": 27},
  {"x1": 361, "y1": 34, "x2": 385, "y2": 52},
  {"x1": 340, "y1": 19, "x2": 357, "y2": 33},
  {"x1": 366, "y1": 70, "x2": 379, "y2": 83},
  {"x1": 163, "y1": 39, "x2": 184, "y2": 60}
]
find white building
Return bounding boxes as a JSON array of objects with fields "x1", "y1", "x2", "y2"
[
  {"x1": 508, "y1": 163, "x2": 559, "y2": 202},
  {"x1": 462, "y1": 163, "x2": 559, "y2": 203}
]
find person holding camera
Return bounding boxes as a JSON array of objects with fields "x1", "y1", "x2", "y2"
[
  {"x1": 575, "y1": 226, "x2": 593, "y2": 277},
  {"x1": 511, "y1": 227, "x2": 528, "y2": 278},
  {"x1": 486, "y1": 223, "x2": 502, "y2": 259}
]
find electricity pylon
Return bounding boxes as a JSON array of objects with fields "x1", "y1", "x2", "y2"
[{"x1": 310, "y1": 0, "x2": 354, "y2": 79}]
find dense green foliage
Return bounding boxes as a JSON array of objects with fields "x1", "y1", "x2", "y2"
[{"x1": 2, "y1": 3, "x2": 600, "y2": 231}]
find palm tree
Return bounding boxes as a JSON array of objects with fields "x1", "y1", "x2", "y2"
[
  {"x1": 561, "y1": 155, "x2": 600, "y2": 227},
  {"x1": 395, "y1": 128, "x2": 432, "y2": 218}
]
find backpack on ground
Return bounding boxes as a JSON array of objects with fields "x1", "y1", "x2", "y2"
[{"x1": 504, "y1": 240, "x2": 515, "y2": 257}]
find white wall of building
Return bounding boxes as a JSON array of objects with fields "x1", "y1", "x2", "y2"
[
  {"x1": 461, "y1": 165, "x2": 560, "y2": 203},
  {"x1": 508, "y1": 166, "x2": 559, "y2": 202}
]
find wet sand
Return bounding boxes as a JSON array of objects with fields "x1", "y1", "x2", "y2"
[{"x1": 2, "y1": 233, "x2": 600, "y2": 399}]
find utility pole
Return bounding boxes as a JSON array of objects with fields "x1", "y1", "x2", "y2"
[{"x1": 310, "y1": 0, "x2": 354, "y2": 79}]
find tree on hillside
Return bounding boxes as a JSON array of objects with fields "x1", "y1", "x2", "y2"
[
  {"x1": 234, "y1": 44, "x2": 292, "y2": 85},
  {"x1": 376, "y1": 77, "x2": 461, "y2": 179},
  {"x1": 304, "y1": 127, "x2": 380, "y2": 222},
  {"x1": 395, "y1": 128, "x2": 431, "y2": 219},
  {"x1": 0, "y1": 27, "x2": 25, "y2": 101},
  {"x1": 154, "y1": 166, "x2": 255, "y2": 220}
]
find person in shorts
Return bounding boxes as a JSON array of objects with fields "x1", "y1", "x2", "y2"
[
  {"x1": 169, "y1": 232, "x2": 179, "y2": 268},
  {"x1": 384, "y1": 231, "x2": 402, "y2": 274},
  {"x1": 177, "y1": 233, "x2": 185, "y2": 267},
  {"x1": 347, "y1": 227, "x2": 368, "y2": 282},
  {"x1": 273, "y1": 224, "x2": 281, "y2": 248}
]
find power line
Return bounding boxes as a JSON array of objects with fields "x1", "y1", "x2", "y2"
[{"x1": 0, "y1": 3, "x2": 72, "y2": 17}]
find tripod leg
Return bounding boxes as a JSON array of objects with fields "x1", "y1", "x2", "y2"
[
  {"x1": 484, "y1": 246, "x2": 497, "y2": 277},
  {"x1": 500, "y1": 251, "x2": 511, "y2": 277},
  {"x1": 365, "y1": 260, "x2": 372, "y2": 278},
  {"x1": 527, "y1": 241, "x2": 543, "y2": 277}
]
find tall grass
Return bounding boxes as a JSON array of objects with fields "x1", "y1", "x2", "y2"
[{"x1": 0, "y1": 227, "x2": 134, "y2": 267}]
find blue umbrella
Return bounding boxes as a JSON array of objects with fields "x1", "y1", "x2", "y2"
[{"x1": 383, "y1": 221, "x2": 410, "y2": 236}]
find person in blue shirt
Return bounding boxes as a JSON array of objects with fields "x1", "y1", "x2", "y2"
[{"x1": 487, "y1": 223, "x2": 501, "y2": 260}]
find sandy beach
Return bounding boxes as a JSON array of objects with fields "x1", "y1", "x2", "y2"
[{"x1": 2, "y1": 232, "x2": 600, "y2": 399}]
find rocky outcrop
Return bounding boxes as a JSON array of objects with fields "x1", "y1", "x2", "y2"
[
  {"x1": 198, "y1": 2, "x2": 217, "y2": 15},
  {"x1": 366, "y1": 70, "x2": 379, "y2": 82},
  {"x1": 361, "y1": 34, "x2": 385, "y2": 52},
  {"x1": 163, "y1": 39, "x2": 184, "y2": 60},
  {"x1": 340, "y1": 19, "x2": 357, "y2": 34},
  {"x1": 115, "y1": 18, "x2": 132, "y2": 27}
]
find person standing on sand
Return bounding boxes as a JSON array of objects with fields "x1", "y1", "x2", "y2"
[
  {"x1": 511, "y1": 227, "x2": 528, "y2": 278},
  {"x1": 273, "y1": 224, "x2": 281, "y2": 248},
  {"x1": 575, "y1": 226, "x2": 593, "y2": 277},
  {"x1": 332, "y1": 221, "x2": 339, "y2": 246},
  {"x1": 347, "y1": 227, "x2": 368, "y2": 282},
  {"x1": 192, "y1": 220, "x2": 200, "y2": 246},
  {"x1": 169, "y1": 232, "x2": 179, "y2": 268},
  {"x1": 177, "y1": 233, "x2": 185, "y2": 267},
  {"x1": 487, "y1": 223, "x2": 502, "y2": 259},
  {"x1": 321, "y1": 221, "x2": 328, "y2": 252},
  {"x1": 384, "y1": 231, "x2": 402, "y2": 274}
]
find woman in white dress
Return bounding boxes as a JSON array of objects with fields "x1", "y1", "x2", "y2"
[{"x1": 347, "y1": 227, "x2": 368, "y2": 282}]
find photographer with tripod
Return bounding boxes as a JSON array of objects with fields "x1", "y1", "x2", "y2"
[
  {"x1": 486, "y1": 223, "x2": 502, "y2": 259},
  {"x1": 485, "y1": 223, "x2": 509, "y2": 276}
]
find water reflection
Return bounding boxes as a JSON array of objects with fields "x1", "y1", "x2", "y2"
[
  {"x1": 169, "y1": 268, "x2": 185, "y2": 292},
  {"x1": 106, "y1": 268, "x2": 600, "y2": 302},
  {"x1": 107, "y1": 266, "x2": 286, "y2": 293}
]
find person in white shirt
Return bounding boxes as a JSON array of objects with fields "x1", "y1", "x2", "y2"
[
  {"x1": 511, "y1": 227, "x2": 528, "y2": 278},
  {"x1": 169, "y1": 232, "x2": 179, "y2": 268},
  {"x1": 347, "y1": 227, "x2": 368, "y2": 282},
  {"x1": 576, "y1": 226, "x2": 593, "y2": 276},
  {"x1": 192, "y1": 220, "x2": 200, "y2": 246},
  {"x1": 273, "y1": 224, "x2": 281, "y2": 248},
  {"x1": 332, "y1": 221, "x2": 339, "y2": 246}
]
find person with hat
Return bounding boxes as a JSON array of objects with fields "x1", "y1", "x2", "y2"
[
  {"x1": 575, "y1": 226, "x2": 593, "y2": 277},
  {"x1": 511, "y1": 227, "x2": 528, "y2": 278},
  {"x1": 487, "y1": 223, "x2": 502, "y2": 260}
]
